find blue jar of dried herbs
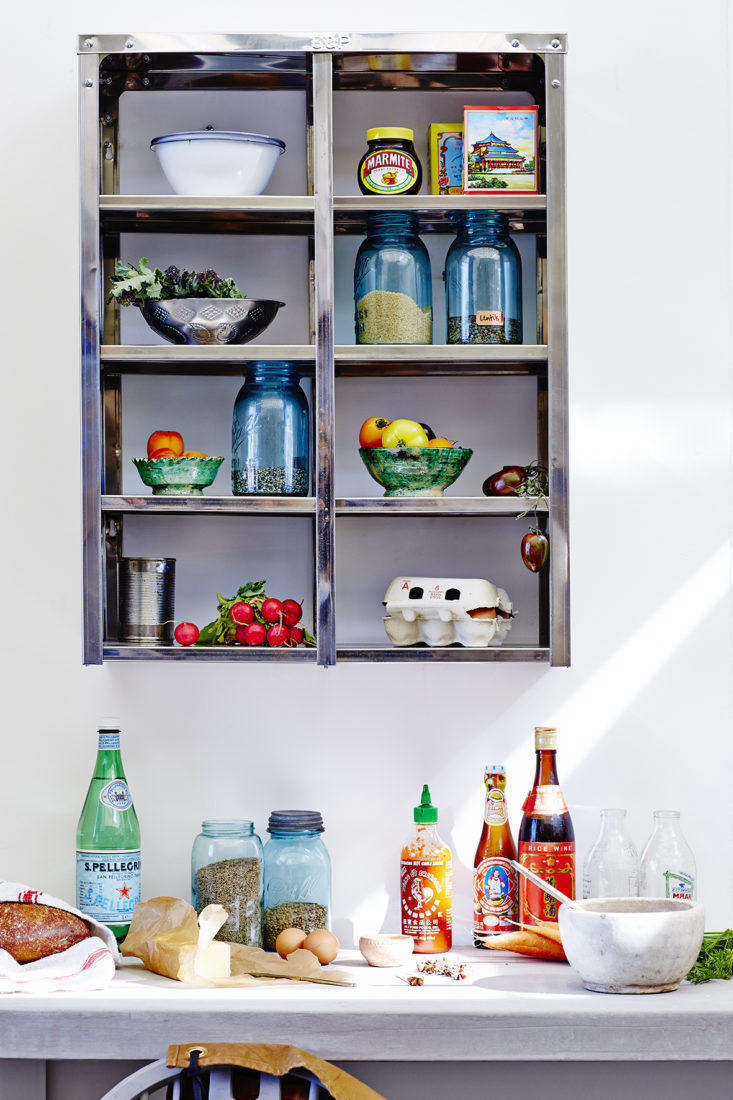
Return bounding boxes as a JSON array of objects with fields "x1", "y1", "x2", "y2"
[
  {"x1": 231, "y1": 362, "x2": 310, "y2": 495},
  {"x1": 191, "y1": 819, "x2": 263, "y2": 945},
  {"x1": 444, "y1": 211, "x2": 522, "y2": 344},
  {"x1": 262, "y1": 810, "x2": 331, "y2": 951}
]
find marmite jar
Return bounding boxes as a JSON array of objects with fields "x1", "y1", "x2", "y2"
[{"x1": 358, "y1": 127, "x2": 422, "y2": 195}]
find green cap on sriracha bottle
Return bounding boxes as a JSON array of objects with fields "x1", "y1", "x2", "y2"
[{"x1": 414, "y1": 784, "x2": 438, "y2": 823}]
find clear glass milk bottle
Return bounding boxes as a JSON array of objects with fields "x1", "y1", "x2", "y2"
[
  {"x1": 582, "y1": 809, "x2": 639, "y2": 899},
  {"x1": 640, "y1": 810, "x2": 697, "y2": 901}
]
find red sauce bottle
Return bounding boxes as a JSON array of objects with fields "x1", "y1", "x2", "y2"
[
  {"x1": 400, "y1": 785, "x2": 452, "y2": 953},
  {"x1": 518, "y1": 727, "x2": 575, "y2": 926}
]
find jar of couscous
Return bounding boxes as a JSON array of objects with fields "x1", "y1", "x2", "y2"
[{"x1": 354, "y1": 213, "x2": 432, "y2": 344}]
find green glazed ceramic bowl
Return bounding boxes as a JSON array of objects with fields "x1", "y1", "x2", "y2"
[
  {"x1": 133, "y1": 456, "x2": 224, "y2": 496},
  {"x1": 358, "y1": 446, "x2": 473, "y2": 497}
]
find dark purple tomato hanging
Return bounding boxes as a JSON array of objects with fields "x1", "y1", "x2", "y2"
[{"x1": 521, "y1": 530, "x2": 549, "y2": 573}]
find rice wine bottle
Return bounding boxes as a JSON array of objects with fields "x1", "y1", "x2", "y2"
[
  {"x1": 76, "y1": 720, "x2": 141, "y2": 943},
  {"x1": 518, "y1": 727, "x2": 575, "y2": 925}
]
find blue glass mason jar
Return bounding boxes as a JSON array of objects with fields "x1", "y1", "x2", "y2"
[
  {"x1": 444, "y1": 211, "x2": 522, "y2": 344},
  {"x1": 232, "y1": 362, "x2": 310, "y2": 495},
  {"x1": 354, "y1": 212, "x2": 432, "y2": 344},
  {"x1": 191, "y1": 819, "x2": 263, "y2": 945},
  {"x1": 262, "y1": 811, "x2": 331, "y2": 951}
]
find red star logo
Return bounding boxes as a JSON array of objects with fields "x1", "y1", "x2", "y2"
[{"x1": 117, "y1": 882, "x2": 130, "y2": 899}]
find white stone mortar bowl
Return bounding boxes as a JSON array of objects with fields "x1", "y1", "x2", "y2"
[
  {"x1": 359, "y1": 934, "x2": 414, "y2": 967},
  {"x1": 558, "y1": 898, "x2": 705, "y2": 994}
]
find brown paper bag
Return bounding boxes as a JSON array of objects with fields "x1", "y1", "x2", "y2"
[
  {"x1": 121, "y1": 897, "x2": 354, "y2": 987},
  {"x1": 167, "y1": 1043, "x2": 386, "y2": 1100}
]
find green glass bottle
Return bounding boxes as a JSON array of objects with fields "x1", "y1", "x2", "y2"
[{"x1": 76, "y1": 719, "x2": 141, "y2": 943}]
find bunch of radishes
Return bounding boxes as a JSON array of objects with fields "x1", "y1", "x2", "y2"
[
  {"x1": 173, "y1": 579, "x2": 314, "y2": 648},
  {"x1": 227, "y1": 596, "x2": 304, "y2": 647}
]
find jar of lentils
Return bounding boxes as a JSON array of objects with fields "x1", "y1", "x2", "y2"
[{"x1": 444, "y1": 210, "x2": 523, "y2": 344}]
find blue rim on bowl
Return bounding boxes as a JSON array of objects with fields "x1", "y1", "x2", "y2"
[{"x1": 151, "y1": 131, "x2": 286, "y2": 152}]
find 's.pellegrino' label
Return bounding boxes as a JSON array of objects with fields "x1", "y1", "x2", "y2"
[
  {"x1": 360, "y1": 149, "x2": 418, "y2": 194},
  {"x1": 76, "y1": 849, "x2": 141, "y2": 924},
  {"x1": 99, "y1": 779, "x2": 132, "y2": 810}
]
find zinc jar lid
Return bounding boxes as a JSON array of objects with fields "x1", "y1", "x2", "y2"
[
  {"x1": 268, "y1": 810, "x2": 324, "y2": 833},
  {"x1": 366, "y1": 126, "x2": 414, "y2": 142}
]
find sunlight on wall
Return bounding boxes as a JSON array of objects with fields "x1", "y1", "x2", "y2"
[
  {"x1": 346, "y1": 884, "x2": 390, "y2": 941},
  {"x1": 450, "y1": 542, "x2": 731, "y2": 864}
]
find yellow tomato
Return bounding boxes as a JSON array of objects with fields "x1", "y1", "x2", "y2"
[
  {"x1": 381, "y1": 419, "x2": 430, "y2": 448},
  {"x1": 182, "y1": 450, "x2": 208, "y2": 458},
  {"x1": 428, "y1": 438, "x2": 455, "y2": 448}
]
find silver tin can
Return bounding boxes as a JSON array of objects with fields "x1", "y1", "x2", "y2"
[{"x1": 118, "y1": 558, "x2": 176, "y2": 644}]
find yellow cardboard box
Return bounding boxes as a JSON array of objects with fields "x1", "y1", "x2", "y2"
[{"x1": 427, "y1": 123, "x2": 463, "y2": 195}]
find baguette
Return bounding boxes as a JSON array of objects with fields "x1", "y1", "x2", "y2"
[
  {"x1": 0, "y1": 902, "x2": 90, "y2": 963},
  {"x1": 480, "y1": 930, "x2": 567, "y2": 960}
]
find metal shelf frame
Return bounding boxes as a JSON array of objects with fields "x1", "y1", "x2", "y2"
[{"x1": 79, "y1": 31, "x2": 569, "y2": 668}]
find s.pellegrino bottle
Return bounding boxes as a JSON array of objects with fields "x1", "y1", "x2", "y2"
[
  {"x1": 76, "y1": 720, "x2": 141, "y2": 943},
  {"x1": 518, "y1": 727, "x2": 575, "y2": 926},
  {"x1": 473, "y1": 765, "x2": 518, "y2": 945}
]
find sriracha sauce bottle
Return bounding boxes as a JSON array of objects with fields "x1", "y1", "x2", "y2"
[
  {"x1": 518, "y1": 727, "x2": 575, "y2": 926},
  {"x1": 400, "y1": 785, "x2": 452, "y2": 953}
]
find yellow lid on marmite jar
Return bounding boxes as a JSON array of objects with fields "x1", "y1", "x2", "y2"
[
  {"x1": 534, "y1": 726, "x2": 557, "y2": 750},
  {"x1": 366, "y1": 126, "x2": 415, "y2": 142}
]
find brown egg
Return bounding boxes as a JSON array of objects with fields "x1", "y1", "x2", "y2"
[
  {"x1": 275, "y1": 927, "x2": 307, "y2": 959},
  {"x1": 303, "y1": 929, "x2": 339, "y2": 965}
]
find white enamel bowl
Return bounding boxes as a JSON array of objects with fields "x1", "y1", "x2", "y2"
[
  {"x1": 558, "y1": 897, "x2": 705, "y2": 994},
  {"x1": 151, "y1": 131, "x2": 286, "y2": 196}
]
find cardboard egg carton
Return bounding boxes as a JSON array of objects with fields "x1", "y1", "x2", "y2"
[{"x1": 382, "y1": 577, "x2": 514, "y2": 648}]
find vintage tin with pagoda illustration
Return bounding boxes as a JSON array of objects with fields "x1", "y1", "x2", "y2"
[{"x1": 463, "y1": 105, "x2": 538, "y2": 195}]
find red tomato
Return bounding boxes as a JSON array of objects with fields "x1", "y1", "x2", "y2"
[
  {"x1": 147, "y1": 430, "x2": 184, "y2": 458},
  {"x1": 359, "y1": 417, "x2": 391, "y2": 448}
]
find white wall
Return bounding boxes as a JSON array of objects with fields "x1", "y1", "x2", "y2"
[{"x1": 1, "y1": 0, "x2": 731, "y2": 990}]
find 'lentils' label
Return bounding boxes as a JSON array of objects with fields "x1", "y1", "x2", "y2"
[
  {"x1": 360, "y1": 149, "x2": 418, "y2": 194},
  {"x1": 476, "y1": 310, "x2": 505, "y2": 326},
  {"x1": 76, "y1": 849, "x2": 141, "y2": 924},
  {"x1": 474, "y1": 857, "x2": 517, "y2": 935}
]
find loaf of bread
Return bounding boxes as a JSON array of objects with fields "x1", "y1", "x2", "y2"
[{"x1": 0, "y1": 902, "x2": 90, "y2": 963}]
